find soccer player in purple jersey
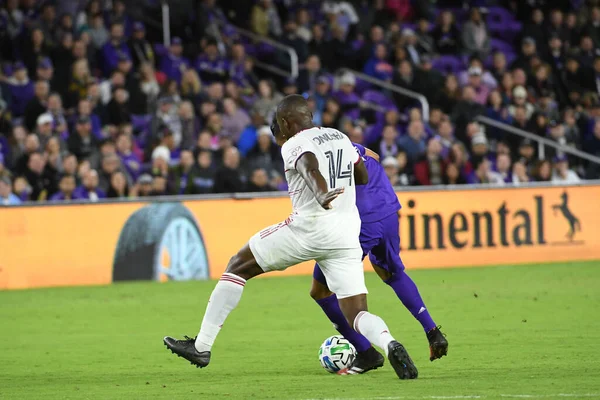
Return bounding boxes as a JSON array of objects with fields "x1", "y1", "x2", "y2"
[{"x1": 311, "y1": 143, "x2": 448, "y2": 375}]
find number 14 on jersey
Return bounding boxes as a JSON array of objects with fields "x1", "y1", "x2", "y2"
[{"x1": 325, "y1": 149, "x2": 352, "y2": 188}]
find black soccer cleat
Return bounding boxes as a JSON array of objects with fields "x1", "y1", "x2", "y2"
[
  {"x1": 338, "y1": 346, "x2": 385, "y2": 375},
  {"x1": 427, "y1": 326, "x2": 448, "y2": 361},
  {"x1": 163, "y1": 335, "x2": 211, "y2": 368},
  {"x1": 387, "y1": 341, "x2": 418, "y2": 379}
]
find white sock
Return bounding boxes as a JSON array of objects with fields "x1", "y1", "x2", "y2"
[
  {"x1": 195, "y1": 273, "x2": 246, "y2": 353},
  {"x1": 354, "y1": 311, "x2": 396, "y2": 356}
]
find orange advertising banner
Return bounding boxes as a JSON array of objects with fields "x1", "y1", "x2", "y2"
[{"x1": 0, "y1": 185, "x2": 599, "y2": 290}]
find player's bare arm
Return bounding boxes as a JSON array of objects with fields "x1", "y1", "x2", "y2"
[
  {"x1": 364, "y1": 148, "x2": 380, "y2": 162},
  {"x1": 354, "y1": 157, "x2": 369, "y2": 186},
  {"x1": 296, "y1": 152, "x2": 345, "y2": 210}
]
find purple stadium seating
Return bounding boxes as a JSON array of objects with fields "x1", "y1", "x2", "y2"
[
  {"x1": 486, "y1": 7, "x2": 516, "y2": 25},
  {"x1": 488, "y1": 20, "x2": 522, "y2": 43},
  {"x1": 432, "y1": 55, "x2": 465, "y2": 75},
  {"x1": 362, "y1": 90, "x2": 395, "y2": 109},
  {"x1": 131, "y1": 114, "x2": 152, "y2": 147},
  {"x1": 490, "y1": 38, "x2": 514, "y2": 55},
  {"x1": 153, "y1": 43, "x2": 167, "y2": 58},
  {"x1": 354, "y1": 78, "x2": 372, "y2": 95}
]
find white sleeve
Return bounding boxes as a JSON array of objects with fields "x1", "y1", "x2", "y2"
[
  {"x1": 339, "y1": 2, "x2": 359, "y2": 24},
  {"x1": 345, "y1": 136, "x2": 360, "y2": 165},
  {"x1": 282, "y1": 136, "x2": 318, "y2": 171}
]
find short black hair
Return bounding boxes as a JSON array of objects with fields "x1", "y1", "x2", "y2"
[
  {"x1": 472, "y1": 155, "x2": 488, "y2": 170},
  {"x1": 59, "y1": 173, "x2": 76, "y2": 182},
  {"x1": 270, "y1": 115, "x2": 280, "y2": 137},
  {"x1": 276, "y1": 94, "x2": 311, "y2": 122},
  {"x1": 469, "y1": 54, "x2": 482, "y2": 64}
]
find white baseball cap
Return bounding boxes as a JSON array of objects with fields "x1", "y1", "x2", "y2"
[
  {"x1": 513, "y1": 85, "x2": 527, "y2": 98},
  {"x1": 339, "y1": 72, "x2": 356, "y2": 86},
  {"x1": 151, "y1": 145, "x2": 171, "y2": 162},
  {"x1": 471, "y1": 133, "x2": 488, "y2": 146},
  {"x1": 37, "y1": 113, "x2": 53, "y2": 126},
  {"x1": 382, "y1": 156, "x2": 399, "y2": 168},
  {"x1": 402, "y1": 28, "x2": 416, "y2": 37},
  {"x1": 257, "y1": 125, "x2": 272, "y2": 136}
]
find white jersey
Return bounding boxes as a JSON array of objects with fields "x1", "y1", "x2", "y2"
[{"x1": 280, "y1": 127, "x2": 361, "y2": 249}]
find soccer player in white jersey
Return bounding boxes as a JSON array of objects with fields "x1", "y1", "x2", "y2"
[{"x1": 163, "y1": 95, "x2": 418, "y2": 379}]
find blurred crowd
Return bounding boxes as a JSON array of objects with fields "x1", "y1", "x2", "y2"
[{"x1": 1, "y1": 0, "x2": 600, "y2": 205}]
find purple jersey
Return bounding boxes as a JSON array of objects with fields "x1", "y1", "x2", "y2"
[{"x1": 353, "y1": 143, "x2": 401, "y2": 223}]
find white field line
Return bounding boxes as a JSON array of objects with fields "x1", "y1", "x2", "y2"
[{"x1": 300, "y1": 394, "x2": 600, "y2": 400}]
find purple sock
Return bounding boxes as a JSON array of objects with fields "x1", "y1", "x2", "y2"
[
  {"x1": 385, "y1": 270, "x2": 437, "y2": 332},
  {"x1": 315, "y1": 294, "x2": 372, "y2": 353}
]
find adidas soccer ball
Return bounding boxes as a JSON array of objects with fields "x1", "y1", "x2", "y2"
[{"x1": 318, "y1": 335, "x2": 356, "y2": 373}]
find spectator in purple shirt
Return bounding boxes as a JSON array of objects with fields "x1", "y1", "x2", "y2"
[
  {"x1": 8, "y1": 62, "x2": 35, "y2": 117},
  {"x1": 101, "y1": 22, "x2": 131, "y2": 76},
  {"x1": 398, "y1": 120, "x2": 427, "y2": 165},
  {"x1": 49, "y1": 174, "x2": 80, "y2": 201},
  {"x1": 463, "y1": 66, "x2": 491, "y2": 105},
  {"x1": 73, "y1": 169, "x2": 106, "y2": 201},
  {"x1": 458, "y1": 56, "x2": 498, "y2": 89},
  {"x1": 74, "y1": 98, "x2": 103, "y2": 140},
  {"x1": 160, "y1": 37, "x2": 190, "y2": 84},
  {"x1": 36, "y1": 57, "x2": 54, "y2": 86},
  {"x1": 220, "y1": 98, "x2": 250, "y2": 143},
  {"x1": 195, "y1": 38, "x2": 229, "y2": 84},
  {"x1": 228, "y1": 43, "x2": 247, "y2": 86},
  {"x1": 332, "y1": 72, "x2": 360, "y2": 116},
  {"x1": 466, "y1": 156, "x2": 489, "y2": 184},
  {"x1": 436, "y1": 119, "x2": 455, "y2": 159},
  {"x1": 494, "y1": 153, "x2": 513, "y2": 183},
  {"x1": 116, "y1": 133, "x2": 141, "y2": 180},
  {"x1": 372, "y1": 125, "x2": 401, "y2": 159},
  {"x1": 363, "y1": 43, "x2": 394, "y2": 81}
]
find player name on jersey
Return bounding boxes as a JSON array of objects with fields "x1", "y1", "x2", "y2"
[{"x1": 312, "y1": 130, "x2": 345, "y2": 145}]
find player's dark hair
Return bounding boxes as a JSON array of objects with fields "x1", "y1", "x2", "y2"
[
  {"x1": 270, "y1": 115, "x2": 280, "y2": 137},
  {"x1": 277, "y1": 94, "x2": 312, "y2": 125}
]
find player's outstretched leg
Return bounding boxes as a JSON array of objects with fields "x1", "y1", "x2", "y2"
[
  {"x1": 373, "y1": 265, "x2": 448, "y2": 362},
  {"x1": 339, "y1": 295, "x2": 418, "y2": 379},
  {"x1": 164, "y1": 244, "x2": 264, "y2": 368},
  {"x1": 369, "y1": 210, "x2": 448, "y2": 362},
  {"x1": 310, "y1": 267, "x2": 384, "y2": 375}
]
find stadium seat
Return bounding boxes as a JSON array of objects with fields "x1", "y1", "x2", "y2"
[
  {"x1": 362, "y1": 90, "x2": 396, "y2": 109},
  {"x1": 432, "y1": 55, "x2": 465, "y2": 75},
  {"x1": 490, "y1": 38, "x2": 514, "y2": 55}
]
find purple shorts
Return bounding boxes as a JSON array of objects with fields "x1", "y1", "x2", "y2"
[{"x1": 313, "y1": 212, "x2": 404, "y2": 285}]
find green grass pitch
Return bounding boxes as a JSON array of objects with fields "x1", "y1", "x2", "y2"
[{"x1": 1, "y1": 261, "x2": 599, "y2": 400}]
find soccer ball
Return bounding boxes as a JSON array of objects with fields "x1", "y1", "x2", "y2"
[{"x1": 318, "y1": 335, "x2": 356, "y2": 373}]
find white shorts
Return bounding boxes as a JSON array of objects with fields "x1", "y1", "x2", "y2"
[{"x1": 248, "y1": 220, "x2": 367, "y2": 299}]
